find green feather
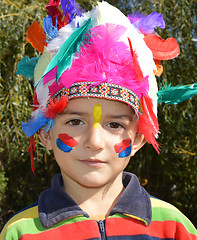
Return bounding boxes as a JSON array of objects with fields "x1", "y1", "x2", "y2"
[
  {"x1": 16, "y1": 56, "x2": 40, "y2": 78},
  {"x1": 43, "y1": 18, "x2": 91, "y2": 83},
  {"x1": 157, "y1": 83, "x2": 197, "y2": 104}
]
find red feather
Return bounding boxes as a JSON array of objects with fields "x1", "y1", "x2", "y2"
[
  {"x1": 128, "y1": 37, "x2": 144, "y2": 79},
  {"x1": 33, "y1": 91, "x2": 40, "y2": 111},
  {"x1": 138, "y1": 96, "x2": 160, "y2": 153},
  {"x1": 26, "y1": 21, "x2": 47, "y2": 53},
  {"x1": 43, "y1": 95, "x2": 68, "y2": 119},
  {"x1": 144, "y1": 33, "x2": 180, "y2": 60},
  {"x1": 46, "y1": 0, "x2": 68, "y2": 30},
  {"x1": 28, "y1": 136, "x2": 36, "y2": 174}
]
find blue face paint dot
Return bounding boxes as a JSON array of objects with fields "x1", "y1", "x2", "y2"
[
  {"x1": 118, "y1": 144, "x2": 132, "y2": 158},
  {"x1": 56, "y1": 138, "x2": 73, "y2": 153}
]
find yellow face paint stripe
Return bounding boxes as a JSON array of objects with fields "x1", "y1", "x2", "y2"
[{"x1": 93, "y1": 104, "x2": 102, "y2": 129}]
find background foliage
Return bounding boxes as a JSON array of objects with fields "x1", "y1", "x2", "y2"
[{"x1": 0, "y1": 0, "x2": 196, "y2": 230}]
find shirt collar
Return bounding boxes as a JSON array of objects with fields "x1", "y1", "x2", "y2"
[{"x1": 38, "y1": 172, "x2": 152, "y2": 228}]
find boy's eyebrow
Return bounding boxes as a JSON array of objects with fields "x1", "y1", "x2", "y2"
[
  {"x1": 106, "y1": 114, "x2": 134, "y2": 120},
  {"x1": 59, "y1": 110, "x2": 136, "y2": 120},
  {"x1": 58, "y1": 109, "x2": 88, "y2": 116}
]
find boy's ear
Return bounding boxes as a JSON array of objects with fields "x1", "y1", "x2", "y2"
[
  {"x1": 131, "y1": 133, "x2": 146, "y2": 156},
  {"x1": 38, "y1": 129, "x2": 53, "y2": 150}
]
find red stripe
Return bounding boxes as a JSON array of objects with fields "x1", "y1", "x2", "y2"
[
  {"x1": 105, "y1": 217, "x2": 196, "y2": 239},
  {"x1": 19, "y1": 220, "x2": 100, "y2": 240}
]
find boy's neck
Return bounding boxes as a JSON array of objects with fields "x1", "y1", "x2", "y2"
[{"x1": 61, "y1": 172, "x2": 125, "y2": 221}]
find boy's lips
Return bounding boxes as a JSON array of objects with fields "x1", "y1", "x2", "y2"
[{"x1": 79, "y1": 159, "x2": 106, "y2": 167}]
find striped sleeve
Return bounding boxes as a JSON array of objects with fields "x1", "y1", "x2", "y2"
[{"x1": 150, "y1": 197, "x2": 197, "y2": 240}]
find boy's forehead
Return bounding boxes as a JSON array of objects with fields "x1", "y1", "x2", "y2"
[{"x1": 62, "y1": 97, "x2": 136, "y2": 118}]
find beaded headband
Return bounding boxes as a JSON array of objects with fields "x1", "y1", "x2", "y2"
[{"x1": 53, "y1": 82, "x2": 140, "y2": 113}]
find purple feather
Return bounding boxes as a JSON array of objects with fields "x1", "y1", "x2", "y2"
[
  {"x1": 60, "y1": 0, "x2": 83, "y2": 23},
  {"x1": 128, "y1": 12, "x2": 165, "y2": 34}
]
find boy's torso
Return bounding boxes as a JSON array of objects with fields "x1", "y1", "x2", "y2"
[{"x1": 1, "y1": 172, "x2": 196, "y2": 240}]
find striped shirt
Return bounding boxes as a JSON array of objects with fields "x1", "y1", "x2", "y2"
[{"x1": 1, "y1": 172, "x2": 196, "y2": 240}]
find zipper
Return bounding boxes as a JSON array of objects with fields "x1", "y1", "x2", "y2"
[{"x1": 98, "y1": 220, "x2": 106, "y2": 240}]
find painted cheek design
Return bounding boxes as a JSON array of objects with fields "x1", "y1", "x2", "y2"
[
  {"x1": 114, "y1": 139, "x2": 132, "y2": 158},
  {"x1": 56, "y1": 133, "x2": 78, "y2": 153},
  {"x1": 93, "y1": 104, "x2": 102, "y2": 129}
]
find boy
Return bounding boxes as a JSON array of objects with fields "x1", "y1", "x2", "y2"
[{"x1": 1, "y1": 1, "x2": 196, "y2": 239}]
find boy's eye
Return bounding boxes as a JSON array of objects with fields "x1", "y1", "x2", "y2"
[
  {"x1": 107, "y1": 122, "x2": 123, "y2": 129},
  {"x1": 67, "y1": 119, "x2": 83, "y2": 126}
]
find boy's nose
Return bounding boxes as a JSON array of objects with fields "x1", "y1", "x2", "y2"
[{"x1": 83, "y1": 125, "x2": 105, "y2": 152}]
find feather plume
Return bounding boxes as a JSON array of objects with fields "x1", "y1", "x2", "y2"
[
  {"x1": 26, "y1": 21, "x2": 47, "y2": 53},
  {"x1": 138, "y1": 96, "x2": 160, "y2": 153},
  {"x1": 153, "y1": 59, "x2": 163, "y2": 76},
  {"x1": 33, "y1": 91, "x2": 40, "y2": 111},
  {"x1": 43, "y1": 15, "x2": 58, "y2": 41},
  {"x1": 144, "y1": 33, "x2": 180, "y2": 60},
  {"x1": 48, "y1": 80, "x2": 64, "y2": 96},
  {"x1": 157, "y1": 83, "x2": 197, "y2": 104},
  {"x1": 128, "y1": 37, "x2": 144, "y2": 79},
  {"x1": 16, "y1": 56, "x2": 39, "y2": 78},
  {"x1": 46, "y1": 0, "x2": 68, "y2": 30},
  {"x1": 21, "y1": 113, "x2": 50, "y2": 137},
  {"x1": 43, "y1": 18, "x2": 91, "y2": 83},
  {"x1": 34, "y1": 47, "x2": 53, "y2": 84},
  {"x1": 59, "y1": 24, "x2": 149, "y2": 98},
  {"x1": 60, "y1": 0, "x2": 82, "y2": 23},
  {"x1": 128, "y1": 12, "x2": 165, "y2": 34},
  {"x1": 42, "y1": 95, "x2": 68, "y2": 119},
  {"x1": 28, "y1": 136, "x2": 36, "y2": 174}
]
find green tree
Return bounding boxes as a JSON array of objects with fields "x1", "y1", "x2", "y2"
[{"x1": 0, "y1": 0, "x2": 196, "y2": 230}]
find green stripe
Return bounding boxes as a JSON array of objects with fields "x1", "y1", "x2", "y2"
[
  {"x1": 152, "y1": 206, "x2": 197, "y2": 235},
  {"x1": 5, "y1": 215, "x2": 88, "y2": 238}
]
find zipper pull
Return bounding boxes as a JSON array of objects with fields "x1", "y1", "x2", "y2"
[{"x1": 98, "y1": 220, "x2": 106, "y2": 239}]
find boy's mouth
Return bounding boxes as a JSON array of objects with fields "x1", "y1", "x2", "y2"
[{"x1": 79, "y1": 159, "x2": 106, "y2": 167}]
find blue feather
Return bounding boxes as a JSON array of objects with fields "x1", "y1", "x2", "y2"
[
  {"x1": 21, "y1": 113, "x2": 50, "y2": 137},
  {"x1": 16, "y1": 56, "x2": 39, "y2": 78},
  {"x1": 43, "y1": 15, "x2": 58, "y2": 42}
]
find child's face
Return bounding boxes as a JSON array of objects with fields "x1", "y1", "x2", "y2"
[{"x1": 41, "y1": 98, "x2": 144, "y2": 188}]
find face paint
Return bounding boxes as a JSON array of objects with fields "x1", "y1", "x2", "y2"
[
  {"x1": 56, "y1": 133, "x2": 78, "y2": 153},
  {"x1": 114, "y1": 139, "x2": 132, "y2": 158},
  {"x1": 93, "y1": 104, "x2": 102, "y2": 129}
]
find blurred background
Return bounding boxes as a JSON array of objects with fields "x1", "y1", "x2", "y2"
[{"x1": 0, "y1": 0, "x2": 196, "y2": 230}]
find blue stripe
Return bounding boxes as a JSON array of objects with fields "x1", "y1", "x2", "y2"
[{"x1": 108, "y1": 236, "x2": 174, "y2": 240}]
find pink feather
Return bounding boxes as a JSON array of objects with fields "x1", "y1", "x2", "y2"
[{"x1": 58, "y1": 24, "x2": 149, "y2": 98}]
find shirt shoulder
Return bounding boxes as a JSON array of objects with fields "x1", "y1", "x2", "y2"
[
  {"x1": 0, "y1": 202, "x2": 40, "y2": 240},
  {"x1": 150, "y1": 196, "x2": 197, "y2": 238}
]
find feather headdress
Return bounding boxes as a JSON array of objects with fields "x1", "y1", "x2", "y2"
[{"x1": 16, "y1": 0, "x2": 197, "y2": 173}]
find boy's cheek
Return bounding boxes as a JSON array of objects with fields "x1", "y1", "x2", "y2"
[
  {"x1": 56, "y1": 133, "x2": 78, "y2": 153},
  {"x1": 114, "y1": 139, "x2": 132, "y2": 158}
]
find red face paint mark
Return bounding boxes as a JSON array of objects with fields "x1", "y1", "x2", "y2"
[
  {"x1": 114, "y1": 139, "x2": 131, "y2": 153},
  {"x1": 58, "y1": 134, "x2": 78, "y2": 147}
]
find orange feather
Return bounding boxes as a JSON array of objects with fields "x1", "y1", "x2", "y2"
[{"x1": 26, "y1": 21, "x2": 47, "y2": 53}]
